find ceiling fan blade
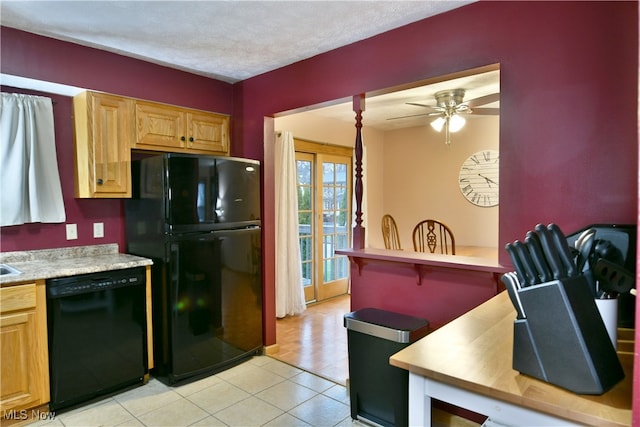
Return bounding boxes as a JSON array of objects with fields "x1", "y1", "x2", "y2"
[
  {"x1": 386, "y1": 113, "x2": 432, "y2": 121},
  {"x1": 406, "y1": 102, "x2": 431, "y2": 108},
  {"x1": 468, "y1": 107, "x2": 500, "y2": 116},
  {"x1": 465, "y1": 93, "x2": 500, "y2": 108},
  {"x1": 406, "y1": 102, "x2": 441, "y2": 112}
]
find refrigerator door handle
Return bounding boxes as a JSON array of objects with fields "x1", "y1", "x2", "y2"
[{"x1": 170, "y1": 243, "x2": 181, "y2": 306}]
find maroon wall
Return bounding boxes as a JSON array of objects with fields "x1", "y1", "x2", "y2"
[
  {"x1": 235, "y1": 0, "x2": 638, "y2": 344},
  {"x1": 1, "y1": 2, "x2": 638, "y2": 419},
  {"x1": 1, "y1": 28, "x2": 233, "y2": 112},
  {"x1": 0, "y1": 28, "x2": 234, "y2": 251},
  {"x1": 0, "y1": 86, "x2": 126, "y2": 251},
  {"x1": 350, "y1": 265, "x2": 499, "y2": 330}
]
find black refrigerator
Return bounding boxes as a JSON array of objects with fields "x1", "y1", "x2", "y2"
[{"x1": 125, "y1": 153, "x2": 262, "y2": 385}]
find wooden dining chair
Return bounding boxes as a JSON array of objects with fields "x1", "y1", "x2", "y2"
[
  {"x1": 412, "y1": 219, "x2": 456, "y2": 254},
  {"x1": 381, "y1": 214, "x2": 402, "y2": 250}
]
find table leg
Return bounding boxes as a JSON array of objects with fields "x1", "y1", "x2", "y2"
[{"x1": 409, "y1": 372, "x2": 431, "y2": 426}]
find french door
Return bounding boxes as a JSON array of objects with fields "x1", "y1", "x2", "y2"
[{"x1": 296, "y1": 145, "x2": 351, "y2": 303}]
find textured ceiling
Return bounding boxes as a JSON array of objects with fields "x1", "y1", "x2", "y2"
[
  {"x1": 1, "y1": 0, "x2": 474, "y2": 83},
  {"x1": 1, "y1": 0, "x2": 499, "y2": 131},
  {"x1": 306, "y1": 67, "x2": 500, "y2": 131}
]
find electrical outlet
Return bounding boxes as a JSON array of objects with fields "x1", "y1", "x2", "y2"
[
  {"x1": 93, "y1": 222, "x2": 104, "y2": 238},
  {"x1": 66, "y1": 224, "x2": 78, "y2": 240}
]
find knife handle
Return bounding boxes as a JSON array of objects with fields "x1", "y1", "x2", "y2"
[
  {"x1": 501, "y1": 272, "x2": 526, "y2": 319},
  {"x1": 513, "y1": 240, "x2": 539, "y2": 286},
  {"x1": 525, "y1": 231, "x2": 553, "y2": 282},
  {"x1": 548, "y1": 223, "x2": 578, "y2": 276},
  {"x1": 505, "y1": 243, "x2": 528, "y2": 287},
  {"x1": 535, "y1": 223, "x2": 566, "y2": 279}
]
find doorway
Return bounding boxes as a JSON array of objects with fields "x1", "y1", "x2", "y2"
[
  {"x1": 295, "y1": 139, "x2": 352, "y2": 303},
  {"x1": 270, "y1": 64, "x2": 499, "y2": 385}
]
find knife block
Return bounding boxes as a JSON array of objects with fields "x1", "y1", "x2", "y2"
[{"x1": 512, "y1": 275, "x2": 624, "y2": 394}]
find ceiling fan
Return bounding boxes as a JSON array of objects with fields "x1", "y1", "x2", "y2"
[{"x1": 389, "y1": 88, "x2": 500, "y2": 145}]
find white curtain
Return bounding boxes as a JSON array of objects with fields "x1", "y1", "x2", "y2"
[
  {"x1": 0, "y1": 93, "x2": 66, "y2": 226},
  {"x1": 275, "y1": 131, "x2": 306, "y2": 318}
]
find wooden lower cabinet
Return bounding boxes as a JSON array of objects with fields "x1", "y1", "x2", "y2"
[{"x1": 0, "y1": 281, "x2": 50, "y2": 417}]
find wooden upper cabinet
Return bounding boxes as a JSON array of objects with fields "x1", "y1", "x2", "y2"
[
  {"x1": 73, "y1": 91, "x2": 133, "y2": 198},
  {"x1": 134, "y1": 100, "x2": 229, "y2": 155},
  {"x1": 187, "y1": 110, "x2": 229, "y2": 153},
  {"x1": 72, "y1": 91, "x2": 230, "y2": 199},
  {"x1": 134, "y1": 101, "x2": 186, "y2": 150}
]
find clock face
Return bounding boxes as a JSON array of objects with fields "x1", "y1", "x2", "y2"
[{"x1": 458, "y1": 150, "x2": 499, "y2": 207}]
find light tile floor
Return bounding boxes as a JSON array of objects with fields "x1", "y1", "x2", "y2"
[{"x1": 29, "y1": 356, "x2": 368, "y2": 427}]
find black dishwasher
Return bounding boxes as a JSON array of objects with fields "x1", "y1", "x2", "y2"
[{"x1": 46, "y1": 267, "x2": 148, "y2": 412}]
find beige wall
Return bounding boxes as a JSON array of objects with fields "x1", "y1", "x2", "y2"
[
  {"x1": 275, "y1": 114, "x2": 364, "y2": 147},
  {"x1": 382, "y1": 117, "x2": 499, "y2": 250},
  {"x1": 274, "y1": 113, "x2": 499, "y2": 251}
]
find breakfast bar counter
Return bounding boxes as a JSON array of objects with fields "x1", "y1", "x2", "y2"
[
  {"x1": 389, "y1": 291, "x2": 633, "y2": 427},
  {"x1": 336, "y1": 248, "x2": 509, "y2": 329},
  {"x1": 336, "y1": 247, "x2": 505, "y2": 278}
]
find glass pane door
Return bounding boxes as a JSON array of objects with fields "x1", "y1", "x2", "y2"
[
  {"x1": 296, "y1": 153, "x2": 316, "y2": 302},
  {"x1": 317, "y1": 155, "x2": 350, "y2": 300},
  {"x1": 295, "y1": 152, "x2": 351, "y2": 303}
]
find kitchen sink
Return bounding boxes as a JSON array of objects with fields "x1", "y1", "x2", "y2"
[{"x1": 0, "y1": 264, "x2": 22, "y2": 277}]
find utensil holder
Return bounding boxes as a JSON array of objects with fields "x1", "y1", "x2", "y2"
[
  {"x1": 595, "y1": 297, "x2": 619, "y2": 348},
  {"x1": 512, "y1": 275, "x2": 624, "y2": 394}
]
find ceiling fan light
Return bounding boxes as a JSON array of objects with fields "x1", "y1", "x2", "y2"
[
  {"x1": 430, "y1": 116, "x2": 446, "y2": 132},
  {"x1": 449, "y1": 114, "x2": 466, "y2": 132}
]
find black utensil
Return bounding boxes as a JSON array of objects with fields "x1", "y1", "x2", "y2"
[
  {"x1": 548, "y1": 223, "x2": 578, "y2": 277},
  {"x1": 592, "y1": 239, "x2": 625, "y2": 266},
  {"x1": 525, "y1": 231, "x2": 553, "y2": 282},
  {"x1": 501, "y1": 272, "x2": 526, "y2": 319},
  {"x1": 535, "y1": 223, "x2": 566, "y2": 279},
  {"x1": 513, "y1": 240, "x2": 539, "y2": 286},
  {"x1": 575, "y1": 228, "x2": 596, "y2": 272},
  {"x1": 593, "y1": 258, "x2": 635, "y2": 294},
  {"x1": 505, "y1": 243, "x2": 528, "y2": 287}
]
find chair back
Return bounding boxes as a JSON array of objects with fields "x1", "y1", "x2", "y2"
[
  {"x1": 412, "y1": 219, "x2": 456, "y2": 254},
  {"x1": 381, "y1": 214, "x2": 402, "y2": 250}
]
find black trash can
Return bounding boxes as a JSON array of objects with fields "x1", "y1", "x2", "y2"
[{"x1": 344, "y1": 308, "x2": 430, "y2": 427}]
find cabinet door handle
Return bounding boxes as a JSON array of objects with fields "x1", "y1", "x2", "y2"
[
  {"x1": 97, "y1": 178, "x2": 103, "y2": 185},
  {"x1": 189, "y1": 137, "x2": 194, "y2": 142},
  {"x1": 180, "y1": 136, "x2": 186, "y2": 141}
]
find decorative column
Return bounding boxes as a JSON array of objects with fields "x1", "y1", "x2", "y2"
[{"x1": 352, "y1": 94, "x2": 365, "y2": 249}]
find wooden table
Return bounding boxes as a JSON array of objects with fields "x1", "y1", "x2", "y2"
[{"x1": 390, "y1": 291, "x2": 633, "y2": 427}]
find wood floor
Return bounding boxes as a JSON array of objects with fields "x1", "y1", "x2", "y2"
[{"x1": 270, "y1": 294, "x2": 350, "y2": 386}]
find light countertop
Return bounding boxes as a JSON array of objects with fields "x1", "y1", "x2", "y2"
[
  {"x1": 389, "y1": 291, "x2": 633, "y2": 427},
  {"x1": 0, "y1": 244, "x2": 152, "y2": 286}
]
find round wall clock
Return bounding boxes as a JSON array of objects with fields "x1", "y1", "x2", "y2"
[{"x1": 458, "y1": 150, "x2": 499, "y2": 207}]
